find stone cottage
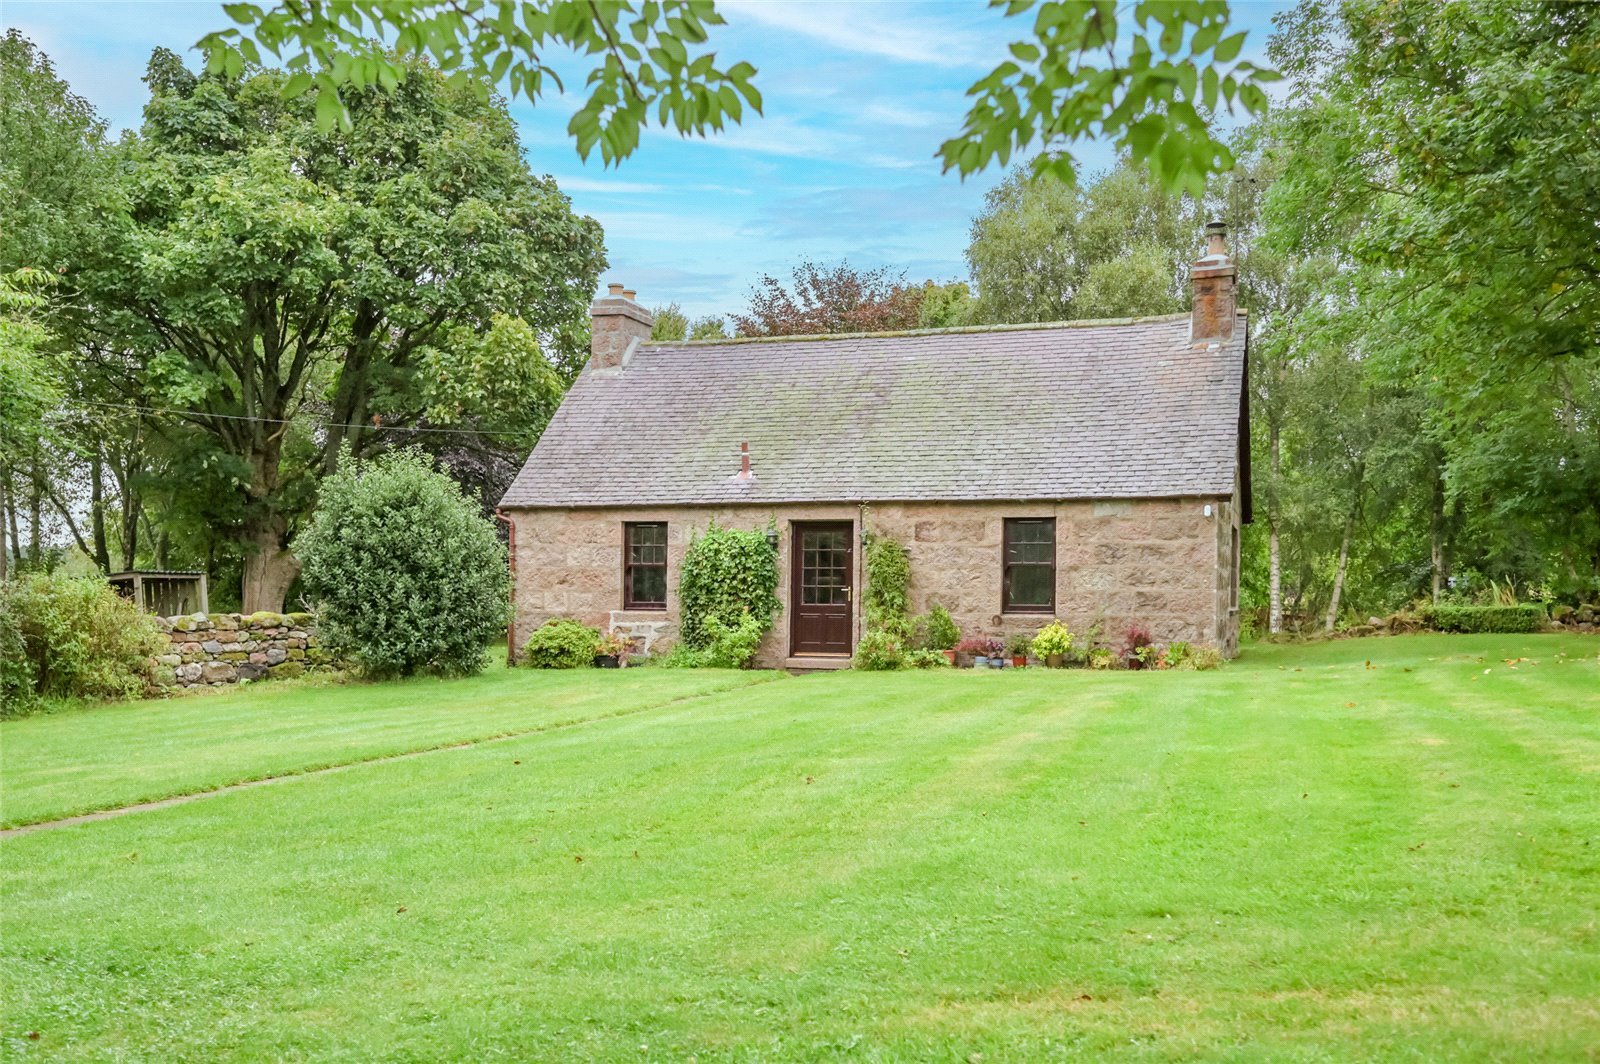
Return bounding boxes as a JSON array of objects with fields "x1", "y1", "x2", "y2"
[{"x1": 499, "y1": 225, "x2": 1250, "y2": 667}]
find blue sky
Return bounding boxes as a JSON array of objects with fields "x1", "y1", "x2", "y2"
[{"x1": 5, "y1": 1, "x2": 1289, "y2": 320}]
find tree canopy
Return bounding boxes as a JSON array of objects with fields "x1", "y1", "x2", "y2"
[
  {"x1": 965, "y1": 159, "x2": 1197, "y2": 324},
  {"x1": 203, "y1": 0, "x2": 1277, "y2": 194},
  {"x1": 731, "y1": 261, "x2": 927, "y2": 338},
  {"x1": 27, "y1": 47, "x2": 605, "y2": 610}
]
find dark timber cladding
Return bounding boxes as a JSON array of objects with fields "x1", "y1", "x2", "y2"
[{"x1": 790, "y1": 522, "x2": 853, "y2": 656}]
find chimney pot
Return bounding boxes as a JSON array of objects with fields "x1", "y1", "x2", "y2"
[
  {"x1": 1190, "y1": 220, "x2": 1237, "y2": 345},
  {"x1": 1205, "y1": 220, "x2": 1229, "y2": 258},
  {"x1": 730, "y1": 441, "x2": 754, "y2": 482},
  {"x1": 607, "y1": 282, "x2": 625, "y2": 296},
  {"x1": 622, "y1": 288, "x2": 637, "y2": 301}
]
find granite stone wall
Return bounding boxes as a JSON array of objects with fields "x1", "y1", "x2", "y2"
[
  {"x1": 506, "y1": 496, "x2": 1240, "y2": 669},
  {"x1": 151, "y1": 611, "x2": 339, "y2": 689}
]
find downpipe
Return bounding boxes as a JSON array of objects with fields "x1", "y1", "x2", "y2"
[{"x1": 494, "y1": 509, "x2": 516, "y2": 668}]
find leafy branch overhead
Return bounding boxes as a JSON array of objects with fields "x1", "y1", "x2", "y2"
[
  {"x1": 940, "y1": 0, "x2": 1279, "y2": 196},
  {"x1": 204, "y1": 0, "x2": 1273, "y2": 193},
  {"x1": 199, "y1": 0, "x2": 762, "y2": 164}
]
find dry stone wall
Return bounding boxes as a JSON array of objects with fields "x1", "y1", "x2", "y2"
[{"x1": 151, "y1": 612, "x2": 340, "y2": 689}]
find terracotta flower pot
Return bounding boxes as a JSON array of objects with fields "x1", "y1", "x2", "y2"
[
  {"x1": 943, "y1": 649, "x2": 957, "y2": 665},
  {"x1": 1011, "y1": 655, "x2": 1027, "y2": 668}
]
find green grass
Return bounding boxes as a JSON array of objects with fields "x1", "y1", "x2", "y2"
[
  {"x1": 0, "y1": 666, "x2": 776, "y2": 828},
  {"x1": 2, "y1": 634, "x2": 1598, "y2": 1061}
]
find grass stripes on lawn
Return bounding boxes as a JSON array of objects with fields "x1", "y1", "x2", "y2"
[
  {"x1": 0, "y1": 667, "x2": 777, "y2": 828},
  {"x1": 1, "y1": 634, "x2": 1597, "y2": 1061}
]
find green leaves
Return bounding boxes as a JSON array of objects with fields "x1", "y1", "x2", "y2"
[
  {"x1": 200, "y1": 1, "x2": 760, "y2": 163},
  {"x1": 940, "y1": 0, "x2": 1278, "y2": 198},
  {"x1": 676, "y1": 523, "x2": 780, "y2": 650}
]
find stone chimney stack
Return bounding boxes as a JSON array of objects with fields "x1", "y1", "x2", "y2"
[
  {"x1": 590, "y1": 283, "x2": 653, "y2": 369},
  {"x1": 1190, "y1": 221, "x2": 1237, "y2": 345}
]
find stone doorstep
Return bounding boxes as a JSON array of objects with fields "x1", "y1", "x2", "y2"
[{"x1": 783, "y1": 655, "x2": 851, "y2": 673}]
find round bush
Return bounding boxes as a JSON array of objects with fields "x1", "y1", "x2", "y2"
[
  {"x1": 294, "y1": 448, "x2": 509, "y2": 678},
  {"x1": 1, "y1": 571, "x2": 162, "y2": 714},
  {"x1": 523, "y1": 618, "x2": 601, "y2": 669}
]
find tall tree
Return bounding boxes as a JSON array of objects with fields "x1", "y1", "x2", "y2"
[
  {"x1": 70, "y1": 51, "x2": 605, "y2": 610},
  {"x1": 966, "y1": 159, "x2": 1197, "y2": 324},
  {"x1": 1268, "y1": 0, "x2": 1600, "y2": 602},
  {"x1": 0, "y1": 31, "x2": 110, "y2": 578},
  {"x1": 731, "y1": 261, "x2": 924, "y2": 338}
]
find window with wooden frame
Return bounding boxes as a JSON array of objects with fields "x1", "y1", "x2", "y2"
[
  {"x1": 1002, "y1": 518, "x2": 1055, "y2": 613},
  {"x1": 623, "y1": 522, "x2": 667, "y2": 610}
]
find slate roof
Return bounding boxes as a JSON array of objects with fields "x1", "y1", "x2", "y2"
[{"x1": 500, "y1": 312, "x2": 1248, "y2": 509}]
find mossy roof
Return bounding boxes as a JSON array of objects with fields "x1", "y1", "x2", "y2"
[{"x1": 500, "y1": 312, "x2": 1248, "y2": 508}]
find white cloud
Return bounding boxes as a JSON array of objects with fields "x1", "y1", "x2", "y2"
[
  {"x1": 858, "y1": 100, "x2": 947, "y2": 129},
  {"x1": 722, "y1": 0, "x2": 993, "y2": 69},
  {"x1": 555, "y1": 176, "x2": 667, "y2": 194}
]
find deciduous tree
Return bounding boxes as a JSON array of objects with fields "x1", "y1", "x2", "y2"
[
  {"x1": 732, "y1": 261, "x2": 924, "y2": 338},
  {"x1": 71, "y1": 50, "x2": 605, "y2": 610}
]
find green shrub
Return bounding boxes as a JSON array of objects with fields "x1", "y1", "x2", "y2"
[
  {"x1": 677, "y1": 523, "x2": 780, "y2": 649},
  {"x1": 852, "y1": 629, "x2": 907, "y2": 671},
  {"x1": 1179, "y1": 645, "x2": 1225, "y2": 671},
  {"x1": 1004, "y1": 632, "x2": 1033, "y2": 658},
  {"x1": 924, "y1": 604, "x2": 960, "y2": 651},
  {"x1": 656, "y1": 613, "x2": 766, "y2": 669},
  {"x1": 1, "y1": 572, "x2": 162, "y2": 714},
  {"x1": 905, "y1": 648, "x2": 952, "y2": 669},
  {"x1": 1161, "y1": 641, "x2": 1193, "y2": 669},
  {"x1": 1424, "y1": 604, "x2": 1545, "y2": 633},
  {"x1": 703, "y1": 612, "x2": 766, "y2": 668},
  {"x1": 294, "y1": 448, "x2": 510, "y2": 678},
  {"x1": 657, "y1": 642, "x2": 710, "y2": 668},
  {"x1": 1031, "y1": 621, "x2": 1074, "y2": 659},
  {"x1": 0, "y1": 596, "x2": 29, "y2": 714},
  {"x1": 523, "y1": 618, "x2": 601, "y2": 669},
  {"x1": 862, "y1": 531, "x2": 910, "y2": 630}
]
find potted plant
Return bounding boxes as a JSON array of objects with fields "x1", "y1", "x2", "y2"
[
  {"x1": 1087, "y1": 647, "x2": 1117, "y2": 670},
  {"x1": 1120, "y1": 623, "x2": 1155, "y2": 670},
  {"x1": 981, "y1": 637, "x2": 1005, "y2": 668},
  {"x1": 927, "y1": 604, "x2": 961, "y2": 665},
  {"x1": 1031, "y1": 621, "x2": 1074, "y2": 667},
  {"x1": 1005, "y1": 633, "x2": 1033, "y2": 668},
  {"x1": 593, "y1": 631, "x2": 630, "y2": 668},
  {"x1": 955, "y1": 636, "x2": 990, "y2": 668}
]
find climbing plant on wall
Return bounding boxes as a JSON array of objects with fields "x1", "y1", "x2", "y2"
[
  {"x1": 862, "y1": 530, "x2": 911, "y2": 631},
  {"x1": 676, "y1": 522, "x2": 780, "y2": 650}
]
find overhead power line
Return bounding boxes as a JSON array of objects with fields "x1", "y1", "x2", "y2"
[{"x1": 62, "y1": 400, "x2": 536, "y2": 439}]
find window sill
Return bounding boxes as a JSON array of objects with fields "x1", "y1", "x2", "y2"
[
  {"x1": 1001, "y1": 609, "x2": 1055, "y2": 617},
  {"x1": 619, "y1": 605, "x2": 668, "y2": 613}
]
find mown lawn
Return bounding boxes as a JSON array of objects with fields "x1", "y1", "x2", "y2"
[
  {"x1": 2, "y1": 634, "x2": 1597, "y2": 1061},
  {"x1": 0, "y1": 667, "x2": 774, "y2": 828}
]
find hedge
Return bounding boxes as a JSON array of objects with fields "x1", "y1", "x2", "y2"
[{"x1": 1423, "y1": 604, "x2": 1545, "y2": 633}]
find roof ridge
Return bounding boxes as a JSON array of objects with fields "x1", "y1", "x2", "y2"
[{"x1": 648, "y1": 311, "x2": 1231, "y2": 348}]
